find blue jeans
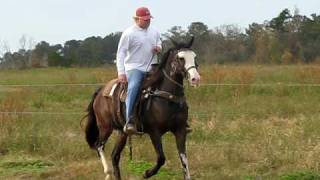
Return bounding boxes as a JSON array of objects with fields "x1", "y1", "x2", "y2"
[{"x1": 126, "y1": 69, "x2": 145, "y2": 122}]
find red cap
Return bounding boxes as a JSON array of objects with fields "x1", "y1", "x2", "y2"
[{"x1": 135, "y1": 7, "x2": 153, "y2": 20}]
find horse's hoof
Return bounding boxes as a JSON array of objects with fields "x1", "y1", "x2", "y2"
[{"x1": 143, "y1": 170, "x2": 152, "y2": 179}]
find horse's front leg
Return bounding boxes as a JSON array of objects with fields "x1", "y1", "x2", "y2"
[
  {"x1": 111, "y1": 131, "x2": 128, "y2": 180},
  {"x1": 144, "y1": 132, "x2": 166, "y2": 179},
  {"x1": 174, "y1": 129, "x2": 191, "y2": 180}
]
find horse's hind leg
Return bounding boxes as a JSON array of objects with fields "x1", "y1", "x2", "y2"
[
  {"x1": 111, "y1": 131, "x2": 128, "y2": 180},
  {"x1": 97, "y1": 144, "x2": 112, "y2": 180},
  {"x1": 174, "y1": 130, "x2": 191, "y2": 180},
  {"x1": 95, "y1": 113, "x2": 113, "y2": 179},
  {"x1": 143, "y1": 132, "x2": 165, "y2": 179}
]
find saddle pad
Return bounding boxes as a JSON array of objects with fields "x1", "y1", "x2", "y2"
[
  {"x1": 119, "y1": 84, "x2": 127, "y2": 102},
  {"x1": 102, "y1": 79, "x2": 127, "y2": 102},
  {"x1": 102, "y1": 79, "x2": 118, "y2": 98}
]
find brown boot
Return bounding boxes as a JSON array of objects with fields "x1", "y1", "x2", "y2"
[
  {"x1": 124, "y1": 122, "x2": 137, "y2": 135},
  {"x1": 123, "y1": 118, "x2": 137, "y2": 135}
]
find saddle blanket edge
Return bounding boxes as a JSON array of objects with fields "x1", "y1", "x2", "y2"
[{"x1": 102, "y1": 79, "x2": 127, "y2": 102}]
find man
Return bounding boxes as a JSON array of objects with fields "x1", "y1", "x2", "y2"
[{"x1": 116, "y1": 7, "x2": 162, "y2": 134}]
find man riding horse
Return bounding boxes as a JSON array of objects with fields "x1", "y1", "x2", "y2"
[
  {"x1": 117, "y1": 7, "x2": 194, "y2": 134},
  {"x1": 85, "y1": 7, "x2": 201, "y2": 180}
]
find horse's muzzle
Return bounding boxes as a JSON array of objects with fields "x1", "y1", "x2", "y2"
[{"x1": 189, "y1": 76, "x2": 200, "y2": 87}]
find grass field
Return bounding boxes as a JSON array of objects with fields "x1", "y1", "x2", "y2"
[{"x1": 1, "y1": 65, "x2": 320, "y2": 179}]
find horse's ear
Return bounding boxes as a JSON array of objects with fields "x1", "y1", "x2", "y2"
[
  {"x1": 169, "y1": 37, "x2": 179, "y2": 47},
  {"x1": 187, "y1": 36, "x2": 194, "y2": 48}
]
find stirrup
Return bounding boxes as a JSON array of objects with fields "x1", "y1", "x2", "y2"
[
  {"x1": 123, "y1": 123, "x2": 144, "y2": 135},
  {"x1": 123, "y1": 123, "x2": 137, "y2": 135}
]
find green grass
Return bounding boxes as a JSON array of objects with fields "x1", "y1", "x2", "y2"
[
  {"x1": 0, "y1": 159, "x2": 54, "y2": 176},
  {"x1": 127, "y1": 160, "x2": 181, "y2": 178},
  {"x1": 1, "y1": 65, "x2": 320, "y2": 179},
  {"x1": 280, "y1": 171, "x2": 320, "y2": 180}
]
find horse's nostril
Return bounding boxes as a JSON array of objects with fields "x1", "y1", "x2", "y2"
[{"x1": 191, "y1": 78, "x2": 196, "y2": 82}]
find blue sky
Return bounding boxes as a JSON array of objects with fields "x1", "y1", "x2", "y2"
[{"x1": 0, "y1": 0, "x2": 319, "y2": 52}]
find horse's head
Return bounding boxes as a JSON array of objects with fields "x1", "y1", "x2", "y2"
[{"x1": 169, "y1": 37, "x2": 201, "y2": 87}]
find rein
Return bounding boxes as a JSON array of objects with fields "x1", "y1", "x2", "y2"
[
  {"x1": 161, "y1": 64, "x2": 197, "y2": 89},
  {"x1": 162, "y1": 69, "x2": 184, "y2": 88}
]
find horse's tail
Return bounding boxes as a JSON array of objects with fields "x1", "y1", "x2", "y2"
[{"x1": 85, "y1": 87, "x2": 102, "y2": 149}]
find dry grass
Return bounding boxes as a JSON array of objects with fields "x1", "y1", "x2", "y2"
[{"x1": 296, "y1": 65, "x2": 320, "y2": 84}]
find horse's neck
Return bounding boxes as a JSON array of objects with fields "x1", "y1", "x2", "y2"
[{"x1": 158, "y1": 68, "x2": 184, "y2": 96}]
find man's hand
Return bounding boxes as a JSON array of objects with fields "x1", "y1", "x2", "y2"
[
  {"x1": 118, "y1": 74, "x2": 127, "y2": 83},
  {"x1": 152, "y1": 46, "x2": 161, "y2": 54}
]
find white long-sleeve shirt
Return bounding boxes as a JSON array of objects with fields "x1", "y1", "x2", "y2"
[{"x1": 116, "y1": 25, "x2": 162, "y2": 75}]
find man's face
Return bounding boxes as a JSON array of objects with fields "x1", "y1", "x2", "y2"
[{"x1": 137, "y1": 18, "x2": 150, "y2": 29}]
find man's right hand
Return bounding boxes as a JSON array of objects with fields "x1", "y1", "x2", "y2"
[{"x1": 118, "y1": 74, "x2": 127, "y2": 83}]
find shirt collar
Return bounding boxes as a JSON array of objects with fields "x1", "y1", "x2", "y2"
[{"x1": 134, "y1": 24, "x2": 148, "y2": 32}]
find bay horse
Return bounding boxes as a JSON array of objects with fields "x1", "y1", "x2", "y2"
[{"x1": 85, "y1": 37, "x2": 200, "y2": 180}]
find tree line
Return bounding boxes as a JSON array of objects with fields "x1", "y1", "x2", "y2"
[{"x1": 0, "y1": 8, "x2": 319, "y2": 69}]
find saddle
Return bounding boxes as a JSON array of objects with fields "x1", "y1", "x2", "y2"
[
  {"x1": 102, "y1": 79, "x2": 127, "y2": 102},
  {"x1": 102, "y1": 79, "x2": 146, "y2": 132},
  {"x1": 101, "y1": 72, "x2": 156, "y2": 131}
]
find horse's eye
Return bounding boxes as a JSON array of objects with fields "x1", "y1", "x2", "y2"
[{"x1": 179, "y1": 57, "x2": 184, "y2": 61}]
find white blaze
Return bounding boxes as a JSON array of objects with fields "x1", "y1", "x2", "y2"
[{"x1": 177, "y1": 50, "x2": 200, "y2": 86}]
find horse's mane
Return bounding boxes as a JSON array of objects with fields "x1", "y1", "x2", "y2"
[
  {"x1": 158, "y1": 47, "x2": 175, "y2": 69},
  {"x1": 142, "y1": 48, "x2": 173, "y2": 89}
]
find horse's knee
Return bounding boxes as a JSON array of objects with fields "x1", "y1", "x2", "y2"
[
  {"x1": 111, "y1": 152, "x2": 120, "y2": 164},
  {"x1": 158, "y1": 156, "x2": 165, "y2": 166},
  {"x1": 111, "y1": 153, "x2": 117, "y2": 161}
]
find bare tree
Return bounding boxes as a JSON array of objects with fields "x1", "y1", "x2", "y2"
[
  {"x1": 27, "y1": 37, "x2": 36, "y2": 66},
  {"x1": 0, "y1": 40, "x2": 3, "y2": 63},
  {"x1": 19, "y1": 35, "x2": 27, "y2": 51},
  {"x1": 0, "y1": 39, "x2": 3, "y2": 58},
  {"x1": 0, "y1": 40, "x2": 11, "y2": 67},
  {"x1": 0, "y1": 40, "x2": 10, "y2": 60},
  {"x1": 1, "y1": 40, "x2": 11, "y2": 53},
  {"x1": 28, "y1": 37, "x2": 36, "y2": 50}
]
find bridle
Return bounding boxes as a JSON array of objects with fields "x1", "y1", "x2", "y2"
[{"x1": 162, "y1": 49, "x2": 198, "y2": 88}]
